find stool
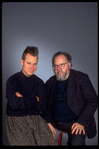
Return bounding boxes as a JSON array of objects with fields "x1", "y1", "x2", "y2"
[{"x1": 58, "y1": 131, "x2": 65, "y2": 146}]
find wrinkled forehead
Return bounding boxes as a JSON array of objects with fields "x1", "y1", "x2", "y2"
[{"x1": 54, "y1": 54, "x2": 67, "y2": 65}]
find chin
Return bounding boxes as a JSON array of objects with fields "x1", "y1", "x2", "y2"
[
  {"x1": 56, "y1": 73, "x2": 66, "y2": 81},
  {"x1": 56, "y1": 76, "x2": 63, "y2": 81},
  {"x1": 29, "y1": 72, "x2": 34, "y2": 75},
  {"x1": 26, "y1": 72, "x2": 34, "y2": 77}
]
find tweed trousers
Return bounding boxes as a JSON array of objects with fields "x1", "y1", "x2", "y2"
[{"x1": 6, "y1": 115, "x2": 57, "y2": 146}]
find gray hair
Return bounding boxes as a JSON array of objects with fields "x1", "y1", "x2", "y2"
[{"x1": 52, "y1": 51, "x2": 72, "y2": 67}]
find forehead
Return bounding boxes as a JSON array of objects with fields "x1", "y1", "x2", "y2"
[
  {"x1": 54, "y1": 54, "x2": 67, "y2": 65},
  {"x1": 25, "y1": 53, "x2": 38, "y2": 62}
]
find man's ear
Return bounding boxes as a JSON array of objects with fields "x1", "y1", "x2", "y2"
[
  {"x1": 21, "y1": 59, "x2": 24, "y2": 66},
  {"x1": 68, "y1": 62, "x2": 71, "y2": 69}
]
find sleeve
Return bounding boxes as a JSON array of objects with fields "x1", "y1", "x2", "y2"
[
  {"x1": 37, "y1": 80, "x2": 47, "y2": 113},
  {"x1": 41, "y1": 80, "x2": 53, "y2": 123},
  {"x1": 41, "y1": 109, "x2": 53, "y2": 123},
  {"x1": 6, "y1": 78, "x2": 38, "y2": 111},
  {"x1": 77, "y1": 74, "x2": 98, "y2": 127}
]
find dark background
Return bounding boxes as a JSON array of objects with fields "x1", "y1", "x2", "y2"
[{"x1": 2, "y1": 2, "x2": 98, "y2": 145}]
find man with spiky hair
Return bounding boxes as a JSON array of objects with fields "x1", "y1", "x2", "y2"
[{"x1": 6, "y1": 46, "x2": 57, "y2": 146}]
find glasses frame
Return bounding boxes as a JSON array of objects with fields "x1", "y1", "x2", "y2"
[{"x1": 52, "y1": 62, "x2": 68, "y2": 70}]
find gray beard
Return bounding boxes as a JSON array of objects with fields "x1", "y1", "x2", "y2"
[{"x1": 55, "y1": 70, "x2": 69, "y2": 81}]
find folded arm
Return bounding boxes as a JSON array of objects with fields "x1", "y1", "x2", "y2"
[
  {"x1": 15, "y1": 92, "x2": 39, "y2": 102},
  {"x1": 6, "y1": 80, "x2": 39, "y2": 111}
]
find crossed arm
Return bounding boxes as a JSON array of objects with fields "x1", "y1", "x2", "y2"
[{"x1": 15, "y1": 92, "x2": 39, "y2": 102}]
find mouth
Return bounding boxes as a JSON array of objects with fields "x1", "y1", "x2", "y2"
[
  {"x1": 28, "y1": 70, "x2": 34, "y2": 74},
  {"x1": 57, "y1": 71, "x2": 64, "y2": 77}
]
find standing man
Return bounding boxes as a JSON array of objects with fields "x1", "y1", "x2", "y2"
[
  {"x1": 6, "y1": 46, "x2": 57, "y2": 146},
  {"x1": 44, "y1": 51, "x2": 98, "y2": 146}
]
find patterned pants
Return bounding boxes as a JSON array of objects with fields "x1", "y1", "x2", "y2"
[{"x1": 6, "y1": 115, "x2": 57, "y2": 146}]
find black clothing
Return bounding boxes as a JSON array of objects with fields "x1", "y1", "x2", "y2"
[
  {"x1": 52, "y1": 80, "x2": 76, "y2": 122},
  {"x1": 43, "y1": 69, "x2": 98, "y2": 139},
  {"x1": 52, "y1": 121, "x2": 86, "y2": 146},
  {"x1": 6, "y1": 71, "x2": 47, "y2": 116}
]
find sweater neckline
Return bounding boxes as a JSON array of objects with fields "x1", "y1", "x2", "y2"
[{"x1": 20, "y1": 71, "x2": 33, "y2": 80}]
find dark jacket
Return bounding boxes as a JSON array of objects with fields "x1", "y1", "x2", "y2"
[
  {"x1": 44, "y1": 69, "x2": 98, "y2": 139},
  {"x1": 6, "y1": 71, "x2": 47, "y2": 116}
]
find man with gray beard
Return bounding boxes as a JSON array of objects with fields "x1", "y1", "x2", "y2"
[{"x1": 43, "y1": 51, "x2": 98, "y2": 146}]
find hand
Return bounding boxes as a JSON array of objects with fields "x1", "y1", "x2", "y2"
[
  {"x1": 71, "y1": 122, "x2": 85, "y2": 135},
  {"x1": 36, "y1": 96, "x2": 39, "y2": 102},
  {"x1": 15, "y1": 92, "x2": 23, "y2": 97},
  {"x1": 47, "y1": 123, "x2": 57, "y2": 139}
]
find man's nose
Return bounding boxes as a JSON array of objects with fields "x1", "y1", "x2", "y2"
[
  {"x1": 57, "y1": 66, "x2": 61, "y2": 71},
  {"x1": 30, "y1": 65, "x2": 34, "y2": 70}
]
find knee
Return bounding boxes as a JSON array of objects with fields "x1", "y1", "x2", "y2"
[{"x1": 68, "y1": 134, "x2": 86, "y2": 146}]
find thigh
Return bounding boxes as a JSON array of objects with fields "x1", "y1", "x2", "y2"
[
  {"x1": 52, "y1": 121, "x2": 86, "y2": 146},
  {"x1": 52, "y1": 121, "x2": 74, "y2": 133},
  {"x1": 6, "y1": 116, "x2": 37, "y2": 146},
  {"x1": 32, "y1": 115, "x2": 57, "y2": 146},
  {"x1": 27, "y1": 115, "x2": 57, "y2": 146}
]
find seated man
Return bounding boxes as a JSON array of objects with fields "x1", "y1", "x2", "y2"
[
  {"x1": 6, "y1": 46, "x2": 57, "y2": 146},
  {"x1": 43, "y1": 51, "x2": 98, "y2": 146}
]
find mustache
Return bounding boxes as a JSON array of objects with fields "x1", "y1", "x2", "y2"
[{"x1": 57, "y1": 70, "x2": 63, "y2": 73}]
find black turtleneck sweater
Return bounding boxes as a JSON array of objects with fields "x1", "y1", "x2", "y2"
[{"x1": 6, "y1": 71, "x2": 47, "y2": 116}]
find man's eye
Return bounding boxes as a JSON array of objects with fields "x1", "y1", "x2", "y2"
[
  {"x1": 54, "y1": 65, "x2": 58, "y2": 68},
  {"x1": 33, "y1": 63, "x2": 37, "y2": 66},
  {"x1": 27, "y1": 62, "x2": 31, "y2": 64},
  {"x1": 61, "y1": 64, "x2": 64, "y2": 66}
]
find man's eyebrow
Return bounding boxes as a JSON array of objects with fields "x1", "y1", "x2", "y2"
[
  {"x1": 54, "y1": 63, "x2": 66, "y2": 66},
  {"x1": 26, "y1": 61, "x2": 31, "y2": 63}
]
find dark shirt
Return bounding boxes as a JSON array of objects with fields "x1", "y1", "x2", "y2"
[
  {"x1": 52, "y1": 79, "x2": 76, "y2": 122},
  {"x1": 6, "y1": 71, "x2": 47, "y2": 116},
  {"x1": 44, "y1": 69, "x2": 98, "y2": 138}
]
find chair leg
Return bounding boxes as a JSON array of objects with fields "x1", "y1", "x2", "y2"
[{"x1": 58, "y1": 131, "x2": 63, "y2": 146}]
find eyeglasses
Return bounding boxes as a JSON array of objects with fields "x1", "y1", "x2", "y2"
[{"x1": 52, "y1": 62, "x2": 68, "y2": 70}]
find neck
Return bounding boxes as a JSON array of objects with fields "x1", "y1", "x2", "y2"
[{"x1": 21, "y1": 70, "x2": 32, "y2": 77}]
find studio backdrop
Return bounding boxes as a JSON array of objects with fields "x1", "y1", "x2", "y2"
[{"x1": 2, "y1": 2, "x2": 98, "y2": 145}]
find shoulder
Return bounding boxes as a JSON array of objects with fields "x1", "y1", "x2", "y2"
[
  {"x1": 71, "y1": 69, "x2": 88, "y2": 78},
  {"x1": 46, "y1": 75, "x2": 56, "y2": 84},
  {"x1": 7, "y1": 72, "x2": 21, "y2": 83},
  {"x1": 32, "y1": 74, "x2": 44, "y2": 84},
  {"x1": 70, "y1": 69, "x2": 90, "y2": 85},
  {"x1": 46, "y1": 76, "x2": 56, "y2": 90}
]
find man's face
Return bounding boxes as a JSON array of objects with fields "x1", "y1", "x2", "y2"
[
  {"x1": 53, "y1": 54, "x2": 71, "y2": 81},
  {"x1": 21, "y1": 53, "x2": 38, "y2": 77}
]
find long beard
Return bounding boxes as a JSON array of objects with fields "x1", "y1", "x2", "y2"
[{"x1": 55, "y1": 70, "x2": 68, "y2": 81}]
